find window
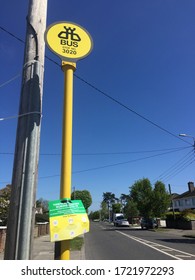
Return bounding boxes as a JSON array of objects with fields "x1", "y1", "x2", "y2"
[
  {"x1": 179, "y1": 200, "x2": 183, "y2": 206},
  {"x1": 185, "y1": 199, "x2": 191, "y2": 206}
]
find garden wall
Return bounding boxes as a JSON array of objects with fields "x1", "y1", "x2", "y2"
[{"x1": 166, "y1": 219, "x2": 195, "y2": 230}]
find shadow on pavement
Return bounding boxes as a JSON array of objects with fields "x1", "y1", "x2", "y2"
[{"x1": 156, "y1": 238, "x2": 195, "y2": 244}]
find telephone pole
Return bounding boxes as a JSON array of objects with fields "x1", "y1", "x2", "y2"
[{"x1": 4, "y1": 0, "x2": 47, "y2": 259}]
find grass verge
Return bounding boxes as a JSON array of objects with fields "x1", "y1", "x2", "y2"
[{"x1": 70, "y1": 236, "x2": 84, "y2": 251}]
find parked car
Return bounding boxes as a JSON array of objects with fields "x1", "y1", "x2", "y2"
[
  {"x1": 140, "y1": 217, "x2": 158, "y2": 229},
  {"x1": 114, "y1": 216, "x2": 129, "y2": 227},
  {"x1": 116, "y1": 218, "x2": 130, "y2": 227}
]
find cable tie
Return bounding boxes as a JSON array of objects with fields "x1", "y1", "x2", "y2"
[{"x1": 23, "y1": 60, "x2": 43, "y2": 69}]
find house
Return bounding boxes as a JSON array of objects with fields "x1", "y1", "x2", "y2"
[
  {"x1": 172, "y1": 182, "x2": 195, "y2": 211},
  {"x1": 35, "y1": 207, "x2": 43, "y2": 214}
]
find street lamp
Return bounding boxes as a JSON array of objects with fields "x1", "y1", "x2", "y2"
[{"x1": 179, "y1": 133, "x2": 195, "y2": 147}]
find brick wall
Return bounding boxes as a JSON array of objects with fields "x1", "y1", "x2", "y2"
[{"x1": 0, "y1": 228, "x2": 6, "y2": 253}]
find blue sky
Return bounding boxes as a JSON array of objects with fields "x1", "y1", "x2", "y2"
[{"x1": 1, "y1": 0, "x2": 195, "y2": 212}]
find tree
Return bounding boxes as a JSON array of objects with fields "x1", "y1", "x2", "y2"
[
  {"x1": 130, "y1": 178, "x2": 153, "y2": 217},
  {"x1": 152, "y1": 181, "x2": 170, "y2": 217},
  {"x1": 36, "y1": 198, "x2": 48, "y2": 213},
  {"x1": 71, "y1": 190, "x2": 92, "y2": 212},
  {"x1": 89, "y1": 211, "x2": 100, "y2": 220},
  {"x1": 102, "y1": 192, "x2": 115, "y2": 209},
  {"x1": 129, "y1": 178, "x2": 170, "y2": 218},
  {"x1": 124, "y1": 199, "x2": 139, "y2": 220},
  {"x1": 0, "y1": 185, "x2": 11, "y2": 225},
  {"x1": 100, "y1": 201, "x2": 109, "y2": 220},
  {"x1": 120, "y1": 193, "x2": 130, "y2": 212},
  {"x1": 102, "y1": 192, "x2": 115, "y2": 221},
  {"x1": 112, "y1": 203, "x2": 121, "y2": 214},
  {"x1": 35, "y1": 198, "x2": 49, "y2": 223}
]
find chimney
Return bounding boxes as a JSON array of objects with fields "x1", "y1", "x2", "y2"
[{"x1": 188, "y1": 182, "x2": 195, "y2": 192}]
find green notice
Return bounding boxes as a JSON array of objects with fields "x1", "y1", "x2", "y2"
[{"x1": 49, "y1": 199, "x2": 86, "y2": 217}]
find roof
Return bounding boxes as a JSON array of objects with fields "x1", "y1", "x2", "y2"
[{"x1": 173, "y1": 189, "x2": 195, "y2": 200}]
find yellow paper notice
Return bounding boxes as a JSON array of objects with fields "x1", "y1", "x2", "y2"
[{"x1": 50, "y1": 213, "x2": 89, "y2": 242}]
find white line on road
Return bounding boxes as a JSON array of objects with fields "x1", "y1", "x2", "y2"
[{"x1": 116, "y1": 230, "x2": 195, "y2": 260}]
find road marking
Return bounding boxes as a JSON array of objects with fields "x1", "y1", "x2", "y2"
[
  {"x1": 161, "y1": 248, "x2": 174, "y2": 251},
  {"x1": 116, "y1": 230, "x2": 195, "y2": 260},
  {"x1": 175, "y1": 255, "x2": 191, "y2": 258}
]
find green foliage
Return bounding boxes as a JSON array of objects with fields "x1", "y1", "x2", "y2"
[
  {"x1": 70, "y1": 237, "x2": 84, "y2": 251},
  {"x1": 100, "y1": 179, "x2": 175, "y2": 220},
  {"x1": 36, "y1": 198, "x2": 49, "y2": 213},
  {"x1": 71, "y1": 190, "x2": 92, "y2": 212},
  {"x1": 152, "y1": 181, "x2": 170, "y2": 217},
  {"x1": 112, "y1": 203, "x2": 121, "y2": 213},
  {"x1": 129, "y1": 178, "x2": 170, "y2": 218},
  {"x1": 100, "y1": 201, "x2": 109, "y2": 220},
  {"x1": 181, "y1": 209, "x2": 195, "y2": 221},
  {"x1": 89, "y1": 210, "x2": 100, "y2": 220},
  {"x1": 124, "y1": 199, "x2": 139, "y2": 218},
  {"x1": 0, "y1": 187, "x2": 51, "y2": 226},
  {"x1": 35, "y1": 213, "x2": 49, "y2": 223},
  {"x1": 0, "y1": 185, "x2": 11, "y2": 225},
  {"x1": 102, "y1": 192, "x2": 115, "y2": 208},
  {"x1": 165, "y1": 210, "x2": 195, "y2": 222},
  {"x1": 35, "y1": 198, "x2": 49, "y2": 224},
  {"x1": 130, "y1": 178, "x2": 153, "y2": 217},
  {"x1": 165, "y1": 211, "x2": 180, "y2": 220}
]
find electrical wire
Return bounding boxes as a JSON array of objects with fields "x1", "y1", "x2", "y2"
[
  {"x1": 163, "y1": 158, "x2": 195, "y2": 183},
  {"x1": 0, "y1": 25, "x2": 192, "y2": 145},
  {"x1": 0, "y1": 146, "x2": 191, "y2": 156},
  {"x1": 0, "y1": 111, "x2": 42, "y2": 121},
  {"x1": 1, "y1": 25, "x2": 195, "y2": 185},
  {"x1": 0, "y1": 26, "x2": 25, "y2": 44},
  {"x1": 0, "y1": 73, "x2": 21, "y2": 89},
  {"x1": 0, "y1": 146, "x2": 192, "y2": 185},
  {"x1": 38, "y1": 147, "x2": 193, "y2": 178},
  {"x1": 74, "y1": 74, "x2": 192, "y2": 145},
  {"x1": 153, "y1": 149, "x2": 195, "y2": 183},
  {"x1": 72, "y1": 148, "x2": 193, "y2": 174}
]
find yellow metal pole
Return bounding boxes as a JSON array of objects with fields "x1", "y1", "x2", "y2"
[{"x1": 60, "y1": 61, "x2": 76, "y2": 260}]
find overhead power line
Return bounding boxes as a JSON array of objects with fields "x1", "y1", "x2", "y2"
[
  {"x1": 74, "y1": 74, "x2": 192, "y2": 145},
  {"x1": 0, "y1": 146, "x2": 192, "y2": 185},
  {"x1": 0, "y1": 25, "x2": 192, "y2": 146},
  {"x1": 0, "y1": 26, "x2": 25, "y2": 43},
  {"x1": 1, "y1": 25, "x2": 194, "y2": 185},
  {"x1": 72, "y1": 147, "x2": 193, "y2": 174},
  {"x1": 34, "y1": 147, "x2": 195, "y2": 178},
  {"x1": 154, "y1": 149, "x2": 195, "y2": 183},
  {"x1": 0, "y1": 73, "x2": 21, "y2": 89},
  {"x1": 0, "y1": 146, "x2": 191, "y2": 157}
]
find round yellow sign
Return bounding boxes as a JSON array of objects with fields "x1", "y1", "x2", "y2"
[{"x1": 45, "y1": 21, "x2": 93, "y2": 61}]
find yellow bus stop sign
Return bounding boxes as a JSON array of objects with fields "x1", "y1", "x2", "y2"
[{"x1": 45, "y1": 21, "x2": 93, "y2": 61}]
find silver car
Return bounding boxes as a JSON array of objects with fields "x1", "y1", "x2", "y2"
[{"x1": 116, "y1": 218, "x2": 130, "y2": 227}]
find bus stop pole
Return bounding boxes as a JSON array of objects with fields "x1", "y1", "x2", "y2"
[{"x1": 60, "y1": 61, "x2": 76, "y2": 260}]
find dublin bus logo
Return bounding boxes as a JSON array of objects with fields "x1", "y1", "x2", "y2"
[{"x1": 58, "y1": 26, "x2": 81, "y2": 47}]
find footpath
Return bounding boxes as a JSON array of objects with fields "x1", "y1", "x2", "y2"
[
  {"x1": 0, "y1": 235, "x2": 85, "y2": 260},
  {"x1": 0, "y1": 227, "x2": 195, "y2": 260}
]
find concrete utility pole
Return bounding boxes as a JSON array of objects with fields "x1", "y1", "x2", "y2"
[{"x1": 4, "y1": 0, "x2": 47, "y2": 259}]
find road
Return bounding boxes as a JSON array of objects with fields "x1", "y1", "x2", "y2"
[{"x1": 84, "y1": 221, "x2": 195, "y2": 260}]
